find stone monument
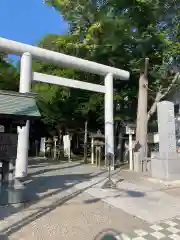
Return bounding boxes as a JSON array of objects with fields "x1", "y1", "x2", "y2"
[
  {"x1": 151, "y1": 101, "x2": 180, "y2": 180},
  {"x1": 90, "y1": 130, "x2": 105, "y2": 167}
]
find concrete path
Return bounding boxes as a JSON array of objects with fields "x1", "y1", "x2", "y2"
[
  {"x1": 1, "y1": 159, "x2": 180, "y2": 239},
  {"x1": 75, "y1": 176, "x2": 180, "y2": 223}
]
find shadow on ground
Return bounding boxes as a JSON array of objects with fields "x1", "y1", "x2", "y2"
[
  {"x1": 0, "y1": 160, "x2": 107, "y2": 218},
  {"x1": 27, "y1": 162, "x2": 85, "y2": 178},
  {"x1": 0, "y1": 234, "x2": 9, "y2": 240},
  {"x1": 0, "y1": 160, "x2": 146, "y2": 237},
  {"x1": 83, "y1": 190, "x2": 145, "y2": 204}
]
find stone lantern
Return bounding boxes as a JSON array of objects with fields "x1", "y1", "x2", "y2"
[{"x1": 90, "y1": 130, "x2": 105, "y2": 167}]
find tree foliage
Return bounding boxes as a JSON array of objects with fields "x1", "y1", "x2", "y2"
[
  {"x1": 0, "y1": 0, "x2": 179, "y2": 136},
  {"x1": 33, "y1": 0, "x2": 180, "y2": 131},
  {"x1": 0, "y1": 56, "x2": 19, "y2": 91}
]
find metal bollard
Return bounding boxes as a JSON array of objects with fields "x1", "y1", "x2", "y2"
[{"x1": 102, "y1": 153, "x2": 117, "y2": 189}]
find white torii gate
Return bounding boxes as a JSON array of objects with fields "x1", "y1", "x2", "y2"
[{"x1": 0, "y1": 37, "x2": 129, "y2": 178}]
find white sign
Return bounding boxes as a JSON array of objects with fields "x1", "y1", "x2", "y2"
[
  {"x1": 63, "y1": 134, "x2": 71, "y2": 159},
  {"x1": 0, "y1": 125, "x2": 5, "y2": 132},
  {"x1": 125, "y1": 126, "x2": 135, "y2": 135},
  {"x1": 154, "y1": 133, "x2": 159, "y2": 143},
  {"x1": 40, "y1": 138, "x2": 46, "y2": 153},
  {"x1": 147, "y1": 133, "x2": 159, "y2": 143}
]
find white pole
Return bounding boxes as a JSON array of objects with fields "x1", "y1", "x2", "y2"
[
  {"x1": 68, "y1": 135, "x2": 71, "y2": 162},
  {"x1": 15, "y1": 52, "x2": 32, "y2": 178},
  {"x1": 91, "y1": 138, "x2": 94, "y2": 164},
  {"x1": 105, "y1": 73, "x2": 114, "y2": 170},
  {"x1": 54, "y1": 140, "x2": 57, "y2": 160},
  {"x1": 129, "y1": 134, "x2": 133, "y2": 170}
]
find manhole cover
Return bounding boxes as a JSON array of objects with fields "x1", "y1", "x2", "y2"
[{"x1": 94, "y1": 229, "x2": 123, "y2": 240}]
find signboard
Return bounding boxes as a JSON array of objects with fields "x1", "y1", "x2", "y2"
[
  {"x1": 125, "y1": 126, "x2": 135, "y2": 135},
  {"x1": 40, "y1": 137, "x2": 46, "y2": 153},
  {"x1": 0, "y1": 125, "x2": 4, "y2": 132},
  {"x1": 0, "y1": 133, "x2": 18, "y2": 161},
  {"x1": 154, "y1": 133, "x2": 159, "y2": 143}
]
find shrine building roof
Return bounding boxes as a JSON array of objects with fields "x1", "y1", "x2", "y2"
[{"x1": 0, "y1": 90, "x2": 41, "y2": 119}]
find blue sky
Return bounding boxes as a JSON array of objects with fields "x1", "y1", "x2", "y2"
[{"x1": 0, "y1": 0, "x2": 68, "y2": 60}]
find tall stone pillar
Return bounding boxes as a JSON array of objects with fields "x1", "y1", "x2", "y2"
[{"x1": 151, "y1": 101, "x2": 180, "y2": 180}]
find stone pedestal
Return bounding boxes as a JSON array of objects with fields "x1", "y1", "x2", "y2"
[
  {"x1": 0, "y1": 180, "x2": 26, "y2": 205},
  {"x1": 134, "y1": 152, "x2": 140, "y2": 172},
  {"x1": 151, "y1": 152, "x2": 180, "y2": 180}
]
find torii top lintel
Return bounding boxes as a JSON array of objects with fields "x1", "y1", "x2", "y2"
[{"x1": 0, "y1": 37, "x2": 129, "y2": 80}]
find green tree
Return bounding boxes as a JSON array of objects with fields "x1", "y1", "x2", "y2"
[
  {"x1": 45, "y1": 0, "x2": 179, "y2": 117},
  {"x1": 41, "y1": 0, "x2": 179, "y2": 134},
  {"x1": 0, "y1": 56, "x2": 19, "y2": 91},
  {"x1": 32, "y1": 34, "x2": 103, "y2": 131}
]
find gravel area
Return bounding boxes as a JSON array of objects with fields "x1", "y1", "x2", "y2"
[{"x1": 0, "y1": 191, "x2": 148, "y2": 240}]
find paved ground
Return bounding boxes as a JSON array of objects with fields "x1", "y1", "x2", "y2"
[
  {"x1": 75, "y1": 177, "x2": 180, "y2": 223},
  {"x1": 1, "y1": 159, "x2": 180, "y2": 239}
]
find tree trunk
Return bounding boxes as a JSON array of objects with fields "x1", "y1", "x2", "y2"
[
  {"x1": 147, "y1": 73, "x2": 180, "y2": 122},
  {"x1": 135, "y1": 58, "x2": 149, "y2": 172},
  {"x1": 147, "y1": 92, "x2": 162, "y2": 121},
  {"x1": 84, "y1": 120, "x2": 88, "y2": 164}
]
